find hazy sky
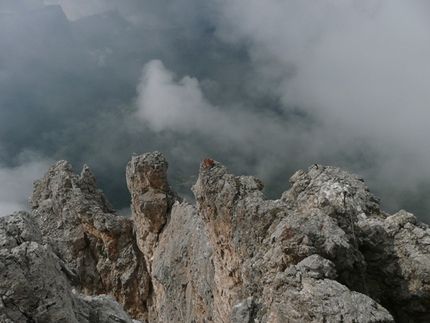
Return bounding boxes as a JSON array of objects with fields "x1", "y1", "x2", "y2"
[{"x1": 1, "y1": 0, "x2": 430, "y2": 221}]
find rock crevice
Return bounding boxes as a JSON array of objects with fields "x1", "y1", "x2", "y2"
[{"x1": 2, "y1": 152, "x2": 430, "y2": 322}]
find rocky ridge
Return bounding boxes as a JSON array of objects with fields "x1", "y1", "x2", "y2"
[{"x1": 1, "y1": 152, "x2": 430, "y2": 322}]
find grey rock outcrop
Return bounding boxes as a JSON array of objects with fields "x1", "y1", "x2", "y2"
[
  {"x1": 358, "y1": 210, "x2": 430, "y2": 322},
  {"x1": 0, "y1": 211, "x2": 135, "y2": 323},
  {"x1": 282, "y1": 165, "x2": 430, "y2": 322},
  {"x1": 28, "y1": 160, "x2": 149, "y2": 320},
  {"x1": 151, "y1": 200, "x2": 215, "y2": 322},
  {"x1": 126, "y1": 152, "x2": 178, "y2": 272},
  {"x1": 2, "y1": 152, "x2": 430, "y2": 322},
  {"x1": 192, "y1": 159, "x2": 394, "y2": 323}
]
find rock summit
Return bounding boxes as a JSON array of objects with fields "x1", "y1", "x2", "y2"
[{"x1": 1, "y1": 152, "x2": 430, "y2": 322}]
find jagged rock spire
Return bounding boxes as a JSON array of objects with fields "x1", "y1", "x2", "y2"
[
  {"x1": 2, "y1": 153, "x2": 430, "y2": 322},
  {"x1": 126, "y1": 151, "x2": 178, "y2": 272}
]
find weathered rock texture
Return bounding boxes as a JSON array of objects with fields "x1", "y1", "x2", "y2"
[
  {"x1": 28, "y1": 160, "x2": 149, "y2": 320},
  {"x1": 0, "y1": 211, "x2": 135, "y2": 323},
  {"x1": 192, "y1": 159, "x2": 394, "y2": 323},
  {"x1": 126, "y1": 152, "x2": 178, "y2": 272},
  {"x1": 2, "y1": 152, "x2": 430, "y2": 323}
]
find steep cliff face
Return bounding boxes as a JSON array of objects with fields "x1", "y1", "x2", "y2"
[
  {"x1": 0, "y1": 211, "x2": 136, "y2": 323},
  {"x1": 192, "y1": 159, "x2": 393, "y2": 323},
  {"x1": 28, "y1": 160, "x2": 149, "y2": 320},
  {"x1": 126, "y1": 152, "x2": 178, "y2": 272},
  {"x1": 1, "y1": 152, "x2": 430, "y2": 322},
  {"x1": 282, "y1": 166, "x2": 430, "y2": 322}
]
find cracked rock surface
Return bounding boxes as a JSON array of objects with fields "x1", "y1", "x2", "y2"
[
  {"x1": 1, "y1": 152, "x2": 430, "y2": 322},
  {"x1": 28, "y1": 160, "x2": 149, "y2": 320},
  {"x1": 0, "y1": 211, "x2": 135, "y2": 323}
]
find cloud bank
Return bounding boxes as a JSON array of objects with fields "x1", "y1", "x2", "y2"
[
  {"x1": 134, "y1": 59, "x2": 316, "y2": 179},
  {"x1": 216, "y1": 0, "x2": 430, "y2": 143},
  {"x1": 132, "y1": 0, "x2": 430, "y2": 215},
  {"x1": 1, "y1": 0, "x2": 430, "y2": 221},
  {"x1": 214, "y1": 0, "x2": 430, "y2": 204},
  {"x1": 0, "y1": 152, "x2": 52, "y2": 216}
]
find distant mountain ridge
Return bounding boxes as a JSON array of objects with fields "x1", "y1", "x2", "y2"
[{"x1": 1, "y1": 151, "x2": 430, "y2": 322}]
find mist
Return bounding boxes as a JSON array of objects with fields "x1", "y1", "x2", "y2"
[
  {"x1": 0, "y1": 151, "x2": 52, "y2": 216},
  {"x1": 1, "y1": 0, "x2": 430, "y2": 221}
]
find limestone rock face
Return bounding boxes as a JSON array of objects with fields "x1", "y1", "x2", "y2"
[
  {"x1": 126, "y1": 152, "x2": 178, "y2": 272},
  {"x1": 358, "y1": 210, "x2": 430, "y2": 322},
  {"x1": 0, "y1": 211, "x2": 135, "y2": 323},
  {"x1": 192, "y1": 160, "x2": 394, "y2": 323},
  {"x1": 151, "y1": 201, "x2": 214, "y2": 322},
  {"x1": 2, "y1": 152, "x2": 430, "y2": 322},
  {"x1": 28, "y1": 160, "x2": 149, "y2": 320},
  {"x1": 281, "y1": 165, "x2": 430, "y2": 322}
]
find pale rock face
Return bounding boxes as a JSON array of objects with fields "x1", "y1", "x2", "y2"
[
  {"x1": 260, "y1": 254, "x2": 392, "y2": 323},
  {"x1": 126, "y1": 151, "x2": 178, "y2": 273},
  {"x1": 0, "y1": 211, "x2": 135, "y2": 323},
  {"x1": 151, "y1": 201, "x2": 215, "y2": 322},
  {"x1": 28, "y1": 160, "x2": 149, "y2": 320},
  {"x1": 281, "y1": 165, "x2": 430, "y2": 322},
  {"x1": 192, "y1": 158, "x2": 270, "y2": 322},
  {"x1": 358, "y1": 209, "x2": 430, "y2": 322},
  {"x1": 192, "y1": 159, "x2": 394, "y2": 323},
  {"x1": 2, "y1": 152, "x2": 430, "y2": 322}
]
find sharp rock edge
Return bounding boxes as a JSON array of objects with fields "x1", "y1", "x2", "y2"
[{"x1": 1, "y1": 152, "x2": 430, "y2": 322}]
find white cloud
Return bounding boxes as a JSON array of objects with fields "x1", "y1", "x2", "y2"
[
  {"x1": 135, "y1": 59, "x2": 298, "y2": 149},
  {"x1": 213, "y1": 0, "x2": 430, "y2": 185},
  {"x1": 135, "y1": 60, "x2": 214, "y2": 132},
  {"x1": 5, "y1": 0, "x2": 430, "y2": 218},
  {"x1": 133, "y1": 59, "x2": 342, "y2": 184},
  {"x1": 0, "y1": 153, "x2": 52, "y2": 217}
]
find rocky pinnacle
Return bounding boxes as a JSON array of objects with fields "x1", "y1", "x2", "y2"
[{"x1": 1, "y1": 152, "x2": 430, "y2": 322}]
